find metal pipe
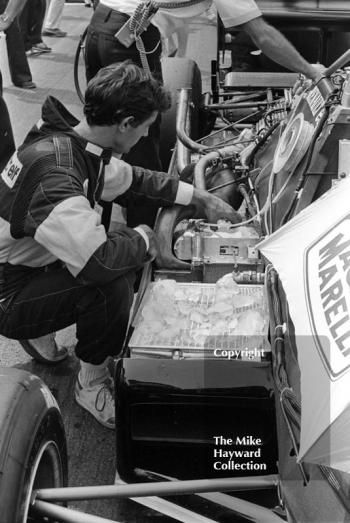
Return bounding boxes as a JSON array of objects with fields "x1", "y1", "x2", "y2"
[
  {"x1": 35, "y1": 475, "x2": 279, "y2": 502},
  {"x1": 212, "y1": 122, "x2": 252, "y2": 131},
  {"x1": 193, "y1": 144, "x2": 241, "y2": 190},
  {"x1": 261, "y1": 10, "x2": 350, "y2": 23},
  {"x1": 176, "y1": 97, "x2": 191, "y2": 172},
  {"x1": 176, "y1": 89, "x2": 208, "y2": 154},
  {"x1": 207, "y1": 101, "x2": 269, "y2": 110},
  {"x1": 324, "y1": 48, "x2": 350, "y2": 77},
  {"x1": 219, "y1": 91, "x2": 266, "y2": 100},
  {"x1": 197, "y1": 492, "x2": 285, "y2": 523},
  {"x1": 32, "y1": 499, "x2": 118, "y2": 523},
  {"x1": 126, "y1": 470, "x2": 284, "y2": 523}
]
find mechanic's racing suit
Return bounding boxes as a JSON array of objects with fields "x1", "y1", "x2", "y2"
[{"x1": 0, "y1": 96, "x2": 193, "y2": 363}]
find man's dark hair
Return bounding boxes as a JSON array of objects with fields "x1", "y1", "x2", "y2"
[{"x1": 84, "y1": 61, "x2": 171, "y2": 127}]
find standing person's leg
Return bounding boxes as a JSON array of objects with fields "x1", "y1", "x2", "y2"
[
  {"x1": 43, "y1": 0, "x2": 67, "y2": 36},
  {"x1": 0, "y1": 0, "x2": 35, "y2": 87},
  {"x1": 4, "y1": 18, "x2": 35, "y2": 87},
  {"x1": 119, "y1": 22, "x2": 163, "y2": 227},
  {"x1": 17, "y1": 0, "x2": 32, "y2": 52},
  {"x1": 27, "y1": 0, "x2": 51, "y2": 52},
  {"x1": 85, "y1": 5, "x2": 163, "y2": 228},
  {"x1": 0, "y1": 99, "x2": 15, "y2": 170},
  {"x1": 0, "y1": 72, "x2": 15, "y2": 171}
]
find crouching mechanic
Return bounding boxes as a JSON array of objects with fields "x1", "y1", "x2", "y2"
[{"x1": 0, "y1": 61, "x2": 241, "y2": 429}]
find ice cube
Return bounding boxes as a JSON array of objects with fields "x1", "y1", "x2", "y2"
[
  {"x1": 235, "y1": 310, "x2": 266, "y2": 335},
  {"x1": 215, "y1": 273, "x2": 240, "y2": 294}
]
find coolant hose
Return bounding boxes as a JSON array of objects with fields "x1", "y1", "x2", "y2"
[
  {"x1": 155, "y1": 205, "x2": 194, "y2": 270},
  {"x1": 193, "y1": 144, "x2": 243, "y2": 190},
  {"x1": 176, "y1": 89, "x2": 208, "y2": 155}
]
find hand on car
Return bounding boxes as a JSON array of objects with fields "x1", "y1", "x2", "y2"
[
  {"x1": 191, "y1": 188, "x2": 242, "y2": 224},
  {"x1": 309, "y1": 63, "x2": 327, "y2": 82},
  {"x1": 136, "y1": 224, "x2": 159, "y2": 259},
  {"x1": 293, "y1": 63, "x2": 327, "y2": 96}
]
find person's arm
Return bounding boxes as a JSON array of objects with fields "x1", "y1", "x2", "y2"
[
  {"x1": 133, "y1": 185, "x2": 243, "y2": 261},
  {"x1": 241, "y1": 16, "x2": 325, "y2": 82},
  {"x1": 106, "y1": 159, "x2": 241, "y2": 224},
  {"x1": 0, "y1": 0, "x2": 27, "y2": 31}
]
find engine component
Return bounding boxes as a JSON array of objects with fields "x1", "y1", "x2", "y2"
[
  {"x1": 224, "y1": 71, "x2": 298, "y2": 90},
  {"x1": 338, "y1": 139, "x2": 350, "y2": 178},
  {"x1": 272, "y1": 113, "x2": 314, "y2": 175},
  {"x1": 174, "y1": 220, "x2": 259, "y2": 260},
  {"x1": 173, "y1": 220, "x2": 264, "y2": 283}
]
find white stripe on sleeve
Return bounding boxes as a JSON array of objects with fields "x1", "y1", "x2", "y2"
[
  {"x1": 101, "y1": 156, "x2": 133, "y2": 201},
  {"x1": 35, "y1": 195, "x2": 107, "y2": 276},
  {"x1": 174, "y1": 181, "x2": 194, "y2": 206},
  {"x1": 134, "y1": 226, "x2": 149, "y2": 250}
]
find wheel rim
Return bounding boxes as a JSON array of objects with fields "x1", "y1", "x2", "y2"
[{"x1": 23, "y1": 440, "x2": 64, "y2": 522}]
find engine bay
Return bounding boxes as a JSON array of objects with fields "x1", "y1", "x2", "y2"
[{"x1": 155, "y1": 52, "x2": 350, "y2": 284}]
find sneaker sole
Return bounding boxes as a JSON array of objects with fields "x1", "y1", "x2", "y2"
[
  {"x1": 42, "y1": 32, "x2": 66, "y2": 37},
  {"x1": 75, "y1": 393, "x2": 115, "y2": 429},
  {"x1": 27, "y1": 50, "x2": 45, "y2": 56},
  {"x1": 19, "y1": 339, "x2": 68, "y2": 364}
]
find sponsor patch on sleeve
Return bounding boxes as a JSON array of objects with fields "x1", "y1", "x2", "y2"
[{"x1": 1, "y1": 152, "x2": 23, "y2": 188}]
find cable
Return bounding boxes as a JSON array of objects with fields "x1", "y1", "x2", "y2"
[
  {"x1": 197, "y1": 109, "x2": 263, "y2": 144},
  {"x1": 129, "y1": 0, "x2": 207, "y2": 73},
  {"x1": 279, "y1": 99, "x2": 332, "y2": 225},
  {"x1": 261, "y1": 123, "x2": 284, "y2": 234},
  {"x1": 224, "y1": 159, "x2": 274, "y2": 230},
  {"x1": 246, "y1": 120, "x2": 281, "y2": 168},
  {"x1": 74, "y1": 26, "x2": 88, "y2": 104}
]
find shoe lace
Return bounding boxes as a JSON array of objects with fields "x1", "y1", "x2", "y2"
[{"x1": 95, "y1": 378, "x2": 114, "y2": 413}]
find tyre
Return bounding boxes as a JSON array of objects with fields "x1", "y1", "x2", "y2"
[
  {"x1": 0, "y1": 367, "x2": 68, "y2": 523},
  {"x1": 160, "y1": 57, "x2": 202, "y2": 171}
]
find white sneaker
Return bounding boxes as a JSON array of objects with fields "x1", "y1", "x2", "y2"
[{"x1": 75, "y1": 374, "x2": 115, "y2": 429}]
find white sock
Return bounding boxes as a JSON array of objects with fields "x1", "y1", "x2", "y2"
[{"x1": 79, "y1": 359, "x2": 110, "y2": 387}]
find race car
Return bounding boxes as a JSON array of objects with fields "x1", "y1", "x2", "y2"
[{"x1": 1, "y1": 2, "x2": 350, "y2": 521}]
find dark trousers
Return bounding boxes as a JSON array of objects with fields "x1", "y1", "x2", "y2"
[
  {"x1": 85, "y1": 4, "x2": 163, "y2": 228},
  {"x1": 18, "y1": 0, "x2": 46, "y2": 51},
  {"x1": 0, "y1": 69, "x2": 15, "y2": 171},
  {"x1": 0, "y1": 266, "x2": 136, "y2": 365},
  {"x1": 0, "y1": 0, "x2": 33, "y2": 86},
  {"x1": 0, "y1": 93, "x2": 15, "y2": 172}
]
